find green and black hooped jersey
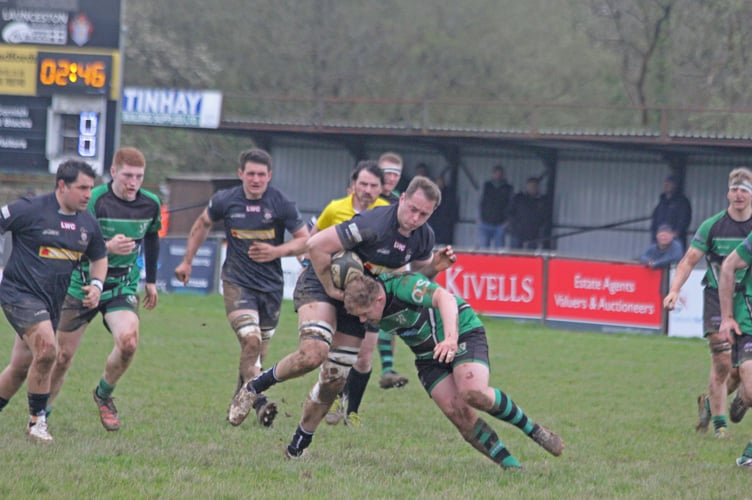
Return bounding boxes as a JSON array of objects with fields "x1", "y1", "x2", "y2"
[
  {"x1": 730, "y1": 233, "x2": 752, "y2": 334},
  {"x1": 377, "y1": 272, "x2": 483, "y2": 360},
  {"x1": 68, "y1": 183, "x2": 161, "y2": 300},
  {"x1": 691, "y1": 209, "x2": 752, "y2": 289}
]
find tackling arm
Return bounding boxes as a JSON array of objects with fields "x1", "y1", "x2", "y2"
[
  {"x1": 307, "y1": 225, "x2": 345, "y2": 299},
  {"x1": 410, "y1": 246, "x2": 456, "y2": 279}
]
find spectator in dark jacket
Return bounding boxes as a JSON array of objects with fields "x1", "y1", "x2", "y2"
[
  {"x1": 477, "y1": 165, "x2": 513, "y2": 249},
  {"x1": 651, "y1": 175, "x2": 692, "y2": 251},
  {"x1": 508, "y1": 176, "x2": 548, "y2": 250},
  {"x1": 428, "y1": 167, "x2": 459, "y2": 245}
]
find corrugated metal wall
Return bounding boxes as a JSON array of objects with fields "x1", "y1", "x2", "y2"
[
  {"x1": 265, "y1": 136, "x2": 752, "y2": 261},
  {"x1": 554, "y1": 153, "x2": 666, "y2": 260}
]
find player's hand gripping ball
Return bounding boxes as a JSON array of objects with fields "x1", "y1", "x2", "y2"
[{"x1": 330, "y1": 250, "x2": 364, "y2": 289}]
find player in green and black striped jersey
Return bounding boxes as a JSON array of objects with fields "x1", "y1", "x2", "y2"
[
  {"x1": 49, "y1": 147, "x2": 162, "y2": 432},
  {"x1": 664, "y1": 167, "x2": 752, "y2": 438},
  {"x1": 343, "y1": 271, "x2": 564, "y2": 469}
]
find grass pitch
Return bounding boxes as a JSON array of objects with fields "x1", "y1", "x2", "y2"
[{"x1": 0, "y1": 294, "x2": 749, "y2": 498}]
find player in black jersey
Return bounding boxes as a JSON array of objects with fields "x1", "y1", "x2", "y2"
[
  {"x1": 175, "y1": 148, "x2": 308, "y2": 428},
  {"x1": 328, "y1": 153, "x2": 408, "y2": 427},
  {"x1": 0, "y1": 161, "x2": 107, "y2": 443},
  {"x1": 230, "y1": 176, "x2": 456, "y2": 457},
  {"x1": 49, "y1": 147, "x2": 162, "y2": 432}
]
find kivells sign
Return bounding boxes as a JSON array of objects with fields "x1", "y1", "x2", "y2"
[{"x1": 435, "y1": 253, "x2": 664, "y2": 333}]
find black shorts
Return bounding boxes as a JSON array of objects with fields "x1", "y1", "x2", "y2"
[
  {"x1": 415, "y1": 328, "x2": 490, "y2": 395},
  {"x1": 58, "y1": 293, "x2": 139, "y2": 333},
  {"x1": 733, "y1": 333, "x2": 752, "y2": 368},
  {"x1": 222, "y1": 280, "x2": 281, "y2": 330},
  {"x1": 292, "y1": 266, "x2": 366, "y2": 339},
  {"x1": 2, "y1": 294, "x2": 52, "y2": 336},
  {"x1": 703, "y1": 287, "x2": 721, "y2": 336}
]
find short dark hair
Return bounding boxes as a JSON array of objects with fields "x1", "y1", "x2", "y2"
[
  {"x1": 405, "y1": 175, "x2": 441, "y2": 206},
  {"x1": 56, "y1": 160, "x2": 96, "y2": 187},
  {"x1": 238, "y1": 148, "x2": 272, "y2": 170},
  {"x1": 350, "y1": 160, "x2": 384, "y2": 185}
]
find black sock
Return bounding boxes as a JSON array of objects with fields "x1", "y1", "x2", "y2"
[
  {"x1": 346, "y1": 369, "x2": 371, "y2": 415},
  {"x1": 288, "y1": 425, "x2": 314, "y2": 456},
  {"x1": 251, "y1": 364, "x2": 279, "y2": 393},
  {"x1": 0, "y1": 396, "x2": 8, "y2": 412},
  {"x1": 27, "y1": 392, "x2": 49, "y2": 417}
]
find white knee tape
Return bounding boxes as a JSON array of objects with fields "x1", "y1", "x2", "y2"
[
  {"x1": 309, "y1": 381, "x2": 323, "y2": 404},
  {"x1": 231, "y1": 314, "x2": 261, "y2": 341},
  {"x1": 299, "y1": 320, "x2": 334, "y2": 344},
  {"x1": 319, "y1": 346, "x2": 359, "y2": 385},
  {"x1": 261, "y1": 328, "x2": 275, "y2": 341}
]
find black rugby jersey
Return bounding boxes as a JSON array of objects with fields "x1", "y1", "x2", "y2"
[
  {"x1": 207, "y1": 185, "x2": 304, "y2": 292},
  {"x1": 0, "y1": 192, "x2": 107, "y2": 313},
  {"x1": 335, "y1": 203, "x2": 435, "y2": 274}
]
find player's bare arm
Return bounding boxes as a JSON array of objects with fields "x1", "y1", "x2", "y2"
[
  {"x1": 307, "y1": 225, "x2": 345, "y2": 300},
  {"x1": 174, "y1": 208, "x2": 212, "y2": 284},
  {"x1": 664, "y1": 246, "x2": 704, "y2": 310},
  {"x1": 432, "y1": 287, "x2": 459, "y2": 363},
  {"x1": 411, "y1": 245, "x2": 456, "y2": 279}
]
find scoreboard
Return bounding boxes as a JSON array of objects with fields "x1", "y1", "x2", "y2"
[{"x1": 0, "y1": 0, "x2": 121, "y2": 175}]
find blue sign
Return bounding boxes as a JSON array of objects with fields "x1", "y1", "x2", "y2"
[{"x1": 156, "y1": 238, "x2": 217, "y2": 294}]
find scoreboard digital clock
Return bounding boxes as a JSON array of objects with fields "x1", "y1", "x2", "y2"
[{"x1": 37, "y1": 52, "x2": 112, "y2": 96}]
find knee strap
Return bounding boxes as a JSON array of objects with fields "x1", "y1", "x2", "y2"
[
  {"x1": 261, "y1": 328, "x2": 275, "y2": 341},
  {"x1": 709, "y1": 339, "x2": 732, "y2": 355},
  {"x1": 231, "y1": 314, "x2": 261, "y2": 341},
  {"x1": 309, "y1": 346, "x2": 359, "y2": 404},
  {"x1": 299, "y1": 320, "x2": 334, "y2": 345}
]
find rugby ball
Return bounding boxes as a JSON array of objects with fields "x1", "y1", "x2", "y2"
[{"x1": 330, "y1": 250, "x2": 364, "y2": 289}]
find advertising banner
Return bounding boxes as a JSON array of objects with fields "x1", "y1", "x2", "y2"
[
  {"x1": 156, "y1": 238, "x2": 217, "y2": 294},
  {"x1": 0, "y1": 94, "x2": 49, "y2": 171},
  {"x1": 667, "y1": 268, "x2": 704, "y2": 338},
  {"x1": 0, "y1": 0, "x2": 121, "y2": 49},
  {"x1": 121, "y1": 88, "x2": 223, "y2": 129},
  {"x1": 0, "y1": 46, "x2": 37, "y2": 96},
  {"x1": 435, "y1": 253, "x2": 544, "y2": 319},
  {"x1": 546, "y1": 258, "x2": 663, "y2": 331}
]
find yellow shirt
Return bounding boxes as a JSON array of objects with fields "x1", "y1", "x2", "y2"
[{"x1": 316, "y1": 194, "x2": 389, "y2": 230}]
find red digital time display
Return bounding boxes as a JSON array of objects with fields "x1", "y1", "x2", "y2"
[{"x1": 37, "y1": 52, "x2": 112, "y2": 96}]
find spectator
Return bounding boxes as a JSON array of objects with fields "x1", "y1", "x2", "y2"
[
  {"x1": 507, "y1": 176, "x2": 548, "y2": 250},
  {"x1": 477, "y1": 165, "x2": 513, "y2": 249},
  {"x1": 414, "y1": 162, "x2": 432, "y2": 180},
  {"x1": 639, "y1": 224, "x2": 683, "y2": 269},
  {"x1": 428, "y1": 167, "x2": 459, "y2": 245},
  {"x1": 651, "y1": 175, "x2": 692, "y2": 251}
]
